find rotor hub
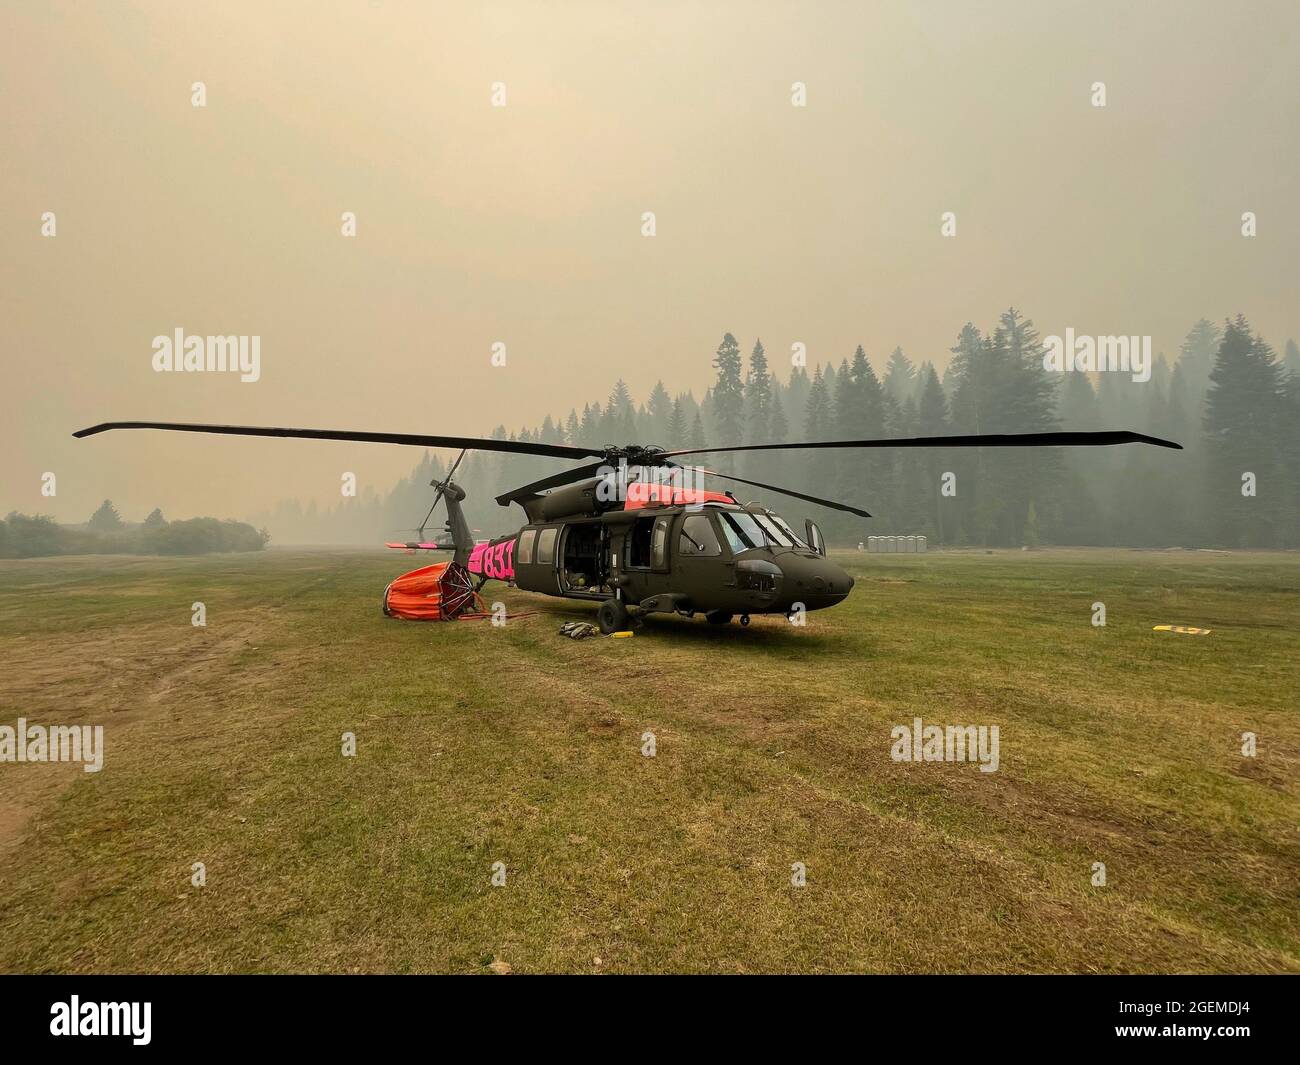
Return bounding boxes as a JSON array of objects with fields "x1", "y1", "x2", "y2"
[{"x1": 601, "y1": 444, "x2": 669, "y2": 467}]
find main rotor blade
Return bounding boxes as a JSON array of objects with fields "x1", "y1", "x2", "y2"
[
  {"x1": 663, "y1": 429, "x2": 1181, "y2": 459},
  {"x1": 679, "y1": 465, "x2": 872, "y2": 518},
  {"x1": 495, "y1": 460, "x2": 609, "y2": 505},
  {"x1": 73, "y1": 421, "x2": 603, "y2": 460}
]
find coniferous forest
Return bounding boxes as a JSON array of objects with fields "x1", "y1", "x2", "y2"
[{"x1": 250, "y1": 311, "x2": 1300, "y2": 550}]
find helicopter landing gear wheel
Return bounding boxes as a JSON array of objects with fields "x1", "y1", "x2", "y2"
[
  {"x1": 705, "y1": 611, "x2": 733, "y2": 625},
  {"x1": 740, "y1": 614, "x2": 751, "y2": 626},
  {"x1": 597, "y1": 599, "x2": 630, "y2": 634}
]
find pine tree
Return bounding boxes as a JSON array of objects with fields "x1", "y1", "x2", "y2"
[
  {"x1": 831, "y1": 358, "x2": 854, "y2": 436},
  {"x1": 666, "y1": 397, "x2": 686, "y2": 446},
  {"x1": 605, "y1": 379, "x2": 637, "y2": 441},
  {"x1": 830, "y1": 348, "x2": 888, "y2": 534},
  {"x1": 142, "y1": 507, "x2": 166, "y2": 530},
  {"x1": 745, "y1": 340, "x2": 771, "y2": 437},
  {"x1": 743, "y1": 339, "x2": 772, "y2": 479},
  {"x1": 883, "y1": 347, "x2": 916, "y2": 407},
  {"x1": 997, "y1": 308, "x2": 1061, "y2": 544},
  {"x1": 1179, "y1": 318, "x2": 1222, "y2": 398},
  {"x1": 912, "y1": 361, "x2": 936, "y2": 408},
  {"x1": 784, "y1": 366, "x2": 811, "y2": 430},
  {"x1": 1056, "y1": 372, "x2": 1105, "y2": 542},
  {"x1": 917, "y1": 364, "x2": 949, "y2": 434},
  {"x1": 766, "y1": 391, "x2": 790, "y2": 487},
  {"x1": 1058, "y1": 372, "x2": 1099, "y2": 429},
  {"x1": 1284, "y1": 339, "x2": 1300, "y2": 377},
  {"x1": 802, "y1": 367, "x2": 833, "y2": 502},
  {"x1": 646, "y1": 381, "x2": 672, "y2": 442},
  {"x1": 946, "y1": 325, "x2": 983, "y2": 410},
  {"x1": 803, "y1": 366, "x2": 829, "y2": 437},
  {"x1": 917, "y1": 364, "x2": 951, "y2": 542},
  {"x1": 711, "y1": 333, "x2": 744, "y2": 471},
  {"x1": 579, "y1": 403, "x2": 598, "y2": 444},
  {"x1": 1279, "y1": 366, "x2": 1300, "y2": 544},
  {"x1": 88, "y1": 499, "x2": 123, "y2": 532},
  {"x1": 1022, "y1": 501, "x2": 1040, "y2": 548},
  {"x1": 894, "y1": 393, "x2": 926, "y2": 535},
  {"x1": 1203, "y1": 315, "x2": 1286, "y2": 546},
  {"x1": 688, "y1": 410, "x2": 707, "y2": 450},
  {"x1": 947, "y1": 312, "x2": 1060, "y2": 545}
]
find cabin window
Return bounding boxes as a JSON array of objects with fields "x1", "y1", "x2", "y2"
[
  {"x1": 679, "y1": 514, "x2": 722, "y2": 556},
  {"x1": 651, "y1": 516, "x2": 672, "y2": 570},
  {"x1": 536, "y1": 526, "x2": 558, "y2": 565},
  {"x1": 626, "y1": 517, "x2": 655, "y2": 568},
  {"x1": 517, "y1": 528, "x2": 537, "y2": 565}
]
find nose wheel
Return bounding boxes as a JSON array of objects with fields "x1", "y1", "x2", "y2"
[{"x1": 740, "y1": 614, "x2": 751, "y2": 626}]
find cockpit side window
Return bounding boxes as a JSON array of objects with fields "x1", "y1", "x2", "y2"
[
  {"x1": 718, "y1": 510, "x2": 768, "y2": 550},
  {"x1": 716, "y1": 513, "x2": 748, "y2": 554},
  {"x1": 679, "y1": 514, "x2": 721, "y2": 556}
]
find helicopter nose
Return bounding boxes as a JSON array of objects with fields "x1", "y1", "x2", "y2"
[
  {"x1": 782, "y1": 556, "x2": 852, "y2": 609},
  {"x1": 817, "y1": 562, "x2": 853, "y2": 602}
]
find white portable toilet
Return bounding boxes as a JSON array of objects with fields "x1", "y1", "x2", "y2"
[
  {"x1": 905, "y1": 535, "x2": 916, "y2": 553},
  {"x1": 868, "y1": 535, "x2": 877, "y2": 553},
  {"x1": 886, "y1": 535, "x2": 897, "y2": 553},
  {"x1": 917, "y1": 535, "x2": 928, "y2": 553},
  {"x1": 858, "y1": 541, "x2": 865, "y2": 552}
]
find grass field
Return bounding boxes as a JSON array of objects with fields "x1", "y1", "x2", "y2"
[{"x1": 0, "y1": 546, "x2": 1296, "y2": 974}]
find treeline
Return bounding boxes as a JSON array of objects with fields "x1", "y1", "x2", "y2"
[
  {"x1": 1, "y1": 502, "x2": 269, "y2": 558},
  {"x1": 252, "y1": 310, "x2": 1300, "y2": 549}
]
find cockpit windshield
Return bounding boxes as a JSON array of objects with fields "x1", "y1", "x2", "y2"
[
  {"x1": 752, "y1": 513, "x2": 795, "y2": 547},
  {"x1": 764, "y1": 511, "x2": 808, "y2": 548},
  {"x1": 716, "y1": 508, "x2": 807, "y2": 551}
]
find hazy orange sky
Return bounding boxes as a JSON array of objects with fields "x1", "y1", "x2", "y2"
[{"x1": 3, "y1": 0, "x2": 1297, "y2": 521}]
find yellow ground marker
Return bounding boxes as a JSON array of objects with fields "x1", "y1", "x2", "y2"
[{"x1": 1153, "y1": 625, "x2": 1213, "y2": 636}]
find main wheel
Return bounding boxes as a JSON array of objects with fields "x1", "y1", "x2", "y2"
[
  {"x1": 597, "y1": 599, "x2": 630, "y2": 634},
  {"x1": 705, "y1": 611, "x2": 733, "y2": 625}
]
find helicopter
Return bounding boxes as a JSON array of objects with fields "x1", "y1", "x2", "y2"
[{"x1": 74, "y1": 421, "x2": 1180, "y2": 633}]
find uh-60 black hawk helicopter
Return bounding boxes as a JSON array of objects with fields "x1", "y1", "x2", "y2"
[{"x1": 75, "y1": 421, "x2": 1180, "y2": 633}]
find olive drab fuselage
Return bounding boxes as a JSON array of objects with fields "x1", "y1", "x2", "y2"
[{"x1": 503, "y1": 501, "x2": 854, "y2": 619}]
